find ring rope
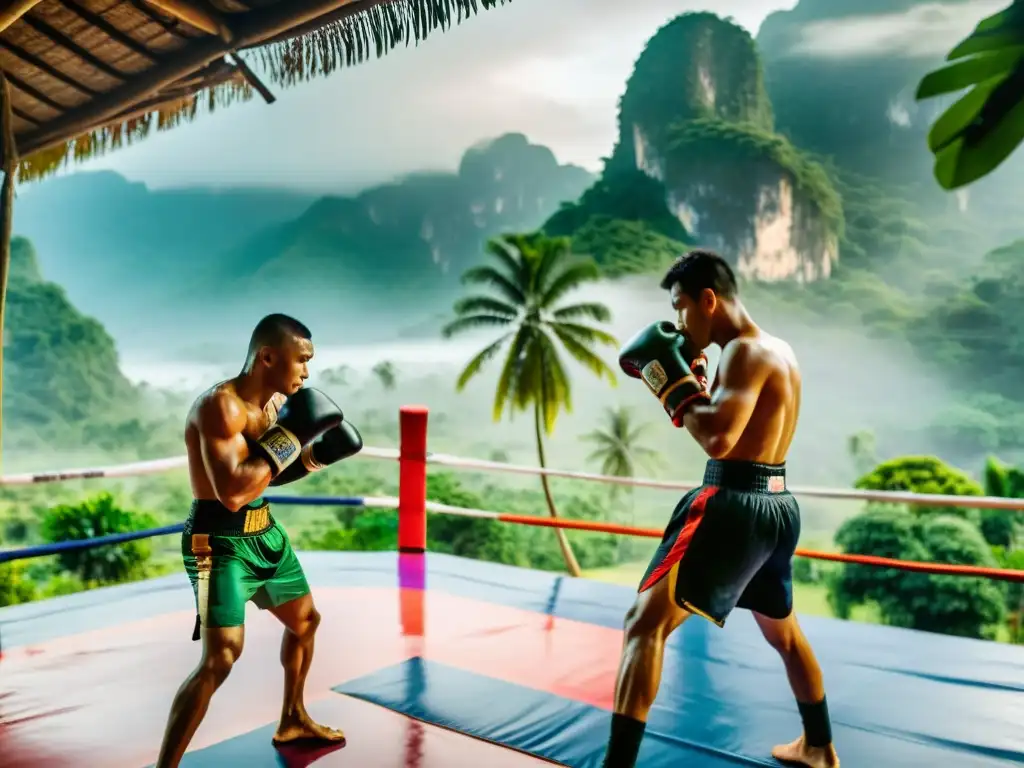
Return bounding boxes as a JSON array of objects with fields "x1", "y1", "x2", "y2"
[
  {"x1": 3, "y1": 447, "x2": 1023, "y2": 512},
  {"x1": 1, "y1": 495, "x2": 1020, "y2": 582}
]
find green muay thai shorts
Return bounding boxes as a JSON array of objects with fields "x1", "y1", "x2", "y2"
[{"x1": 181, "y1": 498, "x2": 310, "y2": 640}]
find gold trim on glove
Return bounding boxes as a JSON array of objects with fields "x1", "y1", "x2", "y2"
[
  {"x1": 658, "y1": 374, "x2": 701, "y2": 405},
  {"x1": 256, "y1": 424, "x2": 302, "y2": 474},
  {"x1": 300, "y1": 443, "x2": 325, "y2": 473}
]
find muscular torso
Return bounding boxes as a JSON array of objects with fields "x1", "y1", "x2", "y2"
[
  {"x1": 711, "y1": 333, "x2": 801, "y2": 465},
  {"x1": 184, "y1": 382, "x2": 285, "y2": 500}
]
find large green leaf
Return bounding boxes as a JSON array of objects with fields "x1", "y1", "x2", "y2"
[
  {"x1": 933, "y1": 70, "x2": 1024, "y2": 189},
  {"x1": 927, "y1": 74, "x2": 1006, "y2": 152},
  {"x1": 932, "y1": 67, "x2": 1024, "y2": 189},
  {"x1": 947, "y1": 4, "x2": 1024, "y2": 61},
  {"x1": 916, "y1": 48, "x2": 1024, "y2": 100}
]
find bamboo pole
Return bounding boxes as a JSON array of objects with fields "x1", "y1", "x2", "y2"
[
  {"x1": 0, "y1": 70, "x2": 17, "y2": 470},
  {"x1": 141, "y1": 0, "x2": 231, "y2": 40},
  {"x1": 0, "y1": 0, "x2": 44, "y2": 34}
]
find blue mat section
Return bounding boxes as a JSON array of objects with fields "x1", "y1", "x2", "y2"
[
  {"x1": 175, "y1": 722, "x2": 284, "y2": 768},
  {"x1": 336, "y1": 656, "x2": 1024, "y2": 768},
  {"x1": 5, "y1": 551, "x2": 1024, "y2": 768}
]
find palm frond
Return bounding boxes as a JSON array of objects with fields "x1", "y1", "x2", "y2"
[
  {"x1": 540, "y1": 335, "x2": 573, "y2": 432},
  {"x1": 580, "y1": 430, "x2": 617, "y2": 446},
  {"x1": 460, "y1": 265, "x2": 527, "y2": 306},
  {"x1": 538, "y1": 259, "x2": 601, "y2": 308},
  {"x1": 442, "y1": 313, "x2": 515, "y2": 339},
  {"x1": 516, "y1": 330, "x2": 571, "y2": 431},
  {"x1": 256, "y1": 0, "x2": 509, "y2": 86},
  {"x1": 454, "y1": 332, "x2": 512, "y2": 391},
  {"x1": 533, "y1": 235, "x2": 573, "y2": 297},
  {"x1": 551, "y1": 321, "x2": 619, "y2": 348},
  {"x1": 550, "y1": 325, "x2": 617, "y2": 385},
  {"x1": 492, "y1": 327, "x2": 532, "y2": 422},
  {"x1": 485, "y1": 235, "x2": 530, "y2": 290},
  {"x1": 452, "y1": 295, "x2": 518, "y2": 318},
  {"x1": 627, "y1": 420, "x2": 655, "y2": 443},
  {"x1": 551, "y1": 302, "x2": 612, "y2": 323}
]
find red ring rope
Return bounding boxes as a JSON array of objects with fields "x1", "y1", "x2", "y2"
[{"x1": 493, "y1": 513, "x2": 1024, "y2": 583}]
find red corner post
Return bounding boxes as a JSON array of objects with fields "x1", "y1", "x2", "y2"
[{"x1": 398, "y1": 405, "x2": 429, "y2": 553}]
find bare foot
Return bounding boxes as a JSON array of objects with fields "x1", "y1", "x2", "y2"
[
  {"x1": 272, "y1": 715, "x2": 346, "y2": 747},
  {"x1": 772, "y1": 735, "x2": 840, "y2": 768}
]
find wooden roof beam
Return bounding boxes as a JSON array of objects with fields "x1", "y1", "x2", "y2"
[
  {"x1": 141, "y1": 0, "x2": 234, "y2": 42},
  {"x1": 0, "y1": 0, "x2": 44, "y2": 35}
]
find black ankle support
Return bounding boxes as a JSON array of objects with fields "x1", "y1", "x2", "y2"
[
  {"x1": 797, "y1": 696, "x2": 833, "y2": 748},
  {"x1": 602, "y1": 713, "x2": 646, "y2": 768}
]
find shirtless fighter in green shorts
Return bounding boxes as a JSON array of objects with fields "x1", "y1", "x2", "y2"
[
  {"x1": 155, "y1": 314, "x2": 363, "y2": 767},
  {"x1": 604, "y1": 251, "x2": 840, "y2": 768}
]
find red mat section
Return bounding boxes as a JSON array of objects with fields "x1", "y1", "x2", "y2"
[{"x1": 0, "y1": 587, "x2": 611, "y2": 767}]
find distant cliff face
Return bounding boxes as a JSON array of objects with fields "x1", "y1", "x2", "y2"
[
  {"x1": 218, "y1": 133, "x2": 595, "y2": 295},
  {"x1": 4, "y1": 236, "x2": 137, "y2": 434},
  {"x1": 610, "y1": 13, "x2": 841, "y2": 282}
]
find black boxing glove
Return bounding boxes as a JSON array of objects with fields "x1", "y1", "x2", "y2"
[
  {"x1": 270, "y1": 421, "x2": 364, "y2": 487},
  {"x1": 252, "y1": 388, "x2": 344, "y2": 477},
  {"x1": 619, "y1": 321, "x2": 711, "y2": 426}
]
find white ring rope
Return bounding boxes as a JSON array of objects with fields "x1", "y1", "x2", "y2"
[{"x1": 3, "y1": 445, "x2": 1023, "y2": 512}]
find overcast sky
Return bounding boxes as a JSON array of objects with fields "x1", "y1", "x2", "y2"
[{"x1": 74, "y1": 0, "x2": 995, "y2": 192}]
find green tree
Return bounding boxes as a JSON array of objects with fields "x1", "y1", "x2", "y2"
[
  {"x1": 372, "y1": 361, "x2": 397, "y2": 392},
  {"x1": 981, "y1": 456, "x2": 1023, "y2": 549},
  {"x1": 915, "y1": 2, "x2": 1024, "y2": 189},
  {"x1": 424, "y1": 473, "x2": 527, "y2": 566},
  {"x1": 0, "y1": 561, "x2": 37, "y2": 606},
  {"x1": 831, "y1": 507, "x2": 1007, "y2": 639},
  {"x1": 992, "y1": 547, "x2": 1024, "y2": 643},
  {"x1": 442, "y1": 232, "x2": 618, "y2": 577},
  {"x1": 40, "y1": 493, "x2": 157, "y2": 584},
  {"x1": 855, "y1": 456, "x2": 983, "y2": 522}
]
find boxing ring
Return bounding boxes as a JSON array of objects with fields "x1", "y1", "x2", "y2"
[{"x1": 1, "y1": 408, "x2": 1022, "y2": 767}]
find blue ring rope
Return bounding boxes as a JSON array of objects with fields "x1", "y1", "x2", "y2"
[{"x1": 0, "y1": 495, "x2": 370, "y2": 564}]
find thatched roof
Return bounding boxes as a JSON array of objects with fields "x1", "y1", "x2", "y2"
[{"x1": 0, "y1": 0, "x2": 509, "y2": 181}]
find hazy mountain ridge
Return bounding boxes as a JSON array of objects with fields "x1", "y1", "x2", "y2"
[
  {"x1": 14, "y1": 134, "x2": 593, "y2": 353},
  {"x1": 2, "y1": 237, "x2": 148, "y2": 459}
]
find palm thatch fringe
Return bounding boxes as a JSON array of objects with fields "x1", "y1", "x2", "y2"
[
  {"x1": 17, "y1": 0, "x2": 509, "y2": 183},
  {"x1": 18, "y1": 78, "x2": 253, "y2": 182},
  {"x1": 254, "y1": 0, "x2": 508, "y2": 86}
]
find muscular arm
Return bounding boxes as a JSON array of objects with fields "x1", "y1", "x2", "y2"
[
  {"x1": 198, "y1": 393, "x2": 273, "y2": 511},
  {"x1": 683, "y1": 339, "x2": 769, "y2": 459}
]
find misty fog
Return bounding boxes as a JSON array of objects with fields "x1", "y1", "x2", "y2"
[{"x1": 112, "y1": 274, "x2": 958, "y2": 539}]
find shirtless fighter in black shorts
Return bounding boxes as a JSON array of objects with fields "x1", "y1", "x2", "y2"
[{"x1": 603, "y1": 250, "x2": 840, "y2": 768}]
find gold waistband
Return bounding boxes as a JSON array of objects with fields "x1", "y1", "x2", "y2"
[{"x1": 187, "y1": 499, "x2": 273, "y2": 536}]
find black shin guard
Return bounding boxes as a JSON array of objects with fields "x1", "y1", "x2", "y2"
[
  {"x1": 797, "y1": 696, "x2": 833, "y2": 748},
  {"x1": 602, "y1": 713, "x2": 647, "y2": 767}
]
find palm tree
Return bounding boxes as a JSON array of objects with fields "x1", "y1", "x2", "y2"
[
  {"x1": 582, "y1": 407, "x2": 661, "y2": 561},
  {"x1": 372, "y1": 361, "x2": 397, "y2": 391},
  {"x1": 443, "y1": 232, "x2": 618, "y2": 576},
  {"x1": 583, "y1": 406, "x2": 662, "y2": 500}
]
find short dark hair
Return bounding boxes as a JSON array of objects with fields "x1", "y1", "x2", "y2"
[
  {"x1": 660, "y1": 249, "x2": 738, "y2": 300},
  {"x1": 247, "y1": 313, "x2": 311, "y2": 355}
]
